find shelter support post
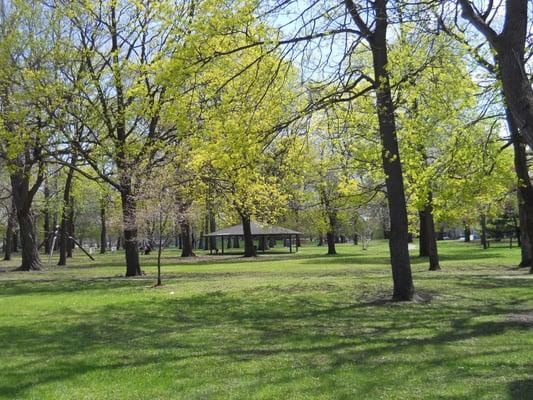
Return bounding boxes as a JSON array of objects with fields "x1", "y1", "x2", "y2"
[{"x1": 289, "y1": 235, "x2": 292, "y2": 253}]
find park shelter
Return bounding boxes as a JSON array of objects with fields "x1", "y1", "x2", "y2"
[{"x1": 204, "y1": 221, "x2": 302, "y2": 254}]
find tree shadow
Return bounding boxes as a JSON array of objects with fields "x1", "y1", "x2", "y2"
[
  {"x1": 1, "y1": 276, "x2": 531, "y2": 398},
  {"x1": 508, "y1": 379, "x2": 533, "y2": 400}
]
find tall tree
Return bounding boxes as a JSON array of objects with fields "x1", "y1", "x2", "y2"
[
  {"x1": 454, "y1": 1, "x2": 533, "y2": 148},
  {"x1": 0, "y1": 0, "x2": 57, "y2": 271},
  {"x1": 57, "y1": 0, "x2": 187, "y2": 275},
  {"x1": 344, "y1": 0, "x2": 414, "y2": 299}
]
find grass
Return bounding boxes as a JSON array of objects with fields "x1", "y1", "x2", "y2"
[{"x1": 0, "y1": 240, "x2": 531, "y2": 399}]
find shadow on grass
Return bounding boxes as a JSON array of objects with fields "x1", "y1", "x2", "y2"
[
  {"x1": 509, "y1": 379, "x2": 533, "y2": 400},
  {"x1": 1, "y1": 273, "x2": 531, "y2": 398}
]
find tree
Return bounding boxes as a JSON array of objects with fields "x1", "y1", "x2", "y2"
[
  {"x1": 343, "y1": 0, "x2": 415, "y2": 299},
  {"x1": 183, "y1": 23, "x2": 301, "y2": 258},
  {"x1": 453, "y1": 1, "x2": 533, "y2": 149},
  {"x1": 54, "y1": 0, "x2": 191, "y2": 275},
  {"x1": 440, "y1": 1, "x2": 533, "y2": 272},
  {"x1": 0, "y1": 0, "x2": 58, "y2": 270}
]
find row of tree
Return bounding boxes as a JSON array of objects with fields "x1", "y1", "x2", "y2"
[{"x1": 0, "y1": 0, "x2": 531, "y2": 300}]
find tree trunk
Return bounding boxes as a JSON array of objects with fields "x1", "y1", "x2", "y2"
[
  {"x1": 203, "y1": 214, "x2": 209, "y2": 250},
  {"x1": 174, "y1": 223, "x2": 180, "y2": 248},
  {"x1": 120, "y1": 185, "x2": 141, "y2": 276},
  {"x1": 326, "y1": 211, "x2": 337, "y2": 255},
  {"x1": 419, "y1": 210, "x2": 428, "y2": 257},
  {"x1": 518, "y1": 197, "x2": 532, "y2": 267},
  {"x1": 480, "y1": 214, "x2": 488, "y2": 249},
  {"x1": 241, "y1": 215, "x2": 256, "y2": 257},
  {"x1": 209, "y1": 212, "x2": 217, "y2": 251},
  {"x1": 326, "y1": 231, "x2": 336, "y2": 255},
  {"x1": 58, "y1": 164, "x2": 75, "y2": 266},
  {"x1": 464, "y1": 224, "x2": 471, "y2": 242},
  {"x1": 458, "y1": 0, "x2": 533, "y2": 148},
  {"x1": 353, "y1": 233, "x2": 358, "y2": 245},
  {"x1": 52, "y1": 212, "x2": 58, "y2": 251},
  {"x1": 10, "y1": 172, "x2": 42, "y2": 271},
  {"x1": 360, "y1": 0, "x2": 414, "y2": 300},
  {"x1": 3, "y1": 197, "x2": 15, "y2": 261},
  {"x1": 100, "y1": 200, "x2": 107, "y2": 254},
  {"x1": 12, "y1": 231, "x2": 18, "y2": 252},
  {"x1": 116, "y1": 235, "x2": 122, "y2": 250},
  {"x1": 43, "y1": 182, "x2": 51, "y2": 255},
  {"x1": 317, "y1": 234, "x2": 324, "y2": 246},
  {"x1": 17, "y1": 209, "x2": 42, "y2": 271},
  {"x1": 156, "y1": 212, "x2": 164, "y2": 286},
  {"x1": 258, "y1": 236, "x2": 269, "y2": 251},
  {"x1": 424, "y1": 194, "x2": 440, "y2": 271},
  {"x1": 507, "y1": 108, "x2": 533, "y2": 268},
  {"x1": 180, "y1": 221, "x2": 195, "y2": 257},
  {"x1": 67, "y1": 200, "x2": 75, "y2": 258}
]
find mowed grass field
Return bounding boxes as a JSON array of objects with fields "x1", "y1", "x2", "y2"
[{"x1": 0, "y1": 240, "x2": 531, "y2": 399}]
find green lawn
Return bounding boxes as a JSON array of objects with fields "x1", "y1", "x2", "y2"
[{"x1": 0, "y1": 241, "x2": 531, "y2": 399}]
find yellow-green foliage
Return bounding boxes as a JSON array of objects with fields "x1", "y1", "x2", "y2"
[{"x1": 390, "y1": 31, "x2": 514, "y2": 230}]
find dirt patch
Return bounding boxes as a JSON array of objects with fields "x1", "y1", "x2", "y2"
[
  {"x1": 362, "y1": 290, "x2": 434, "y2": 306},
  {"x1": 507, "y1": 312, "x2": 533, "y2": 326}
]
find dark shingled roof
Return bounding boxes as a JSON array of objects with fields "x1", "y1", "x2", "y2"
[{"x1": 204, "y1": 221, "x2": 302, "y2": 237}]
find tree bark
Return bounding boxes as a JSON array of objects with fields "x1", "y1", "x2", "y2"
[
  {"x1": 12, "y1": 231, "x2": 18, "y2": 252},
  {"x1": 58, "y1": 164, "x2": 75, "y2": 266},
  {"x1": 518, "y1": 197, "x2": 532, "y2": 267},
  {"x1": 424, "y1": 194, "x2": 440, "y2": 270},
  {"x1": 156, "y1": 212, "x2": 164, "y2": 286},
  {"x1": 317, "y1": 234, "x2": 324, "y2": 246},
  {"x1": 241, "y1": 215, "x2": 256, "y2": 257},
  {"x1": 120, "y1": 184, "x2": 142, "y2": 276},
  {"x1": 67, "y1": 198, "x2": 74, "y2": 258},
  {"x1": 203, "y1": 214, "x2": 209, "y2": 250},
  {"x1": 346, "y1": 0, "x2": 415, "y2": 300},
  {"x1": 419, "y1": 210, "x2": 429, "y2": 257},
  {"x1": 209, "y1": 212, "x2": 217, "y2": 251},
  {"x1": 464, "y1": 224, "x2": 471, "y2": 242},
  {"x1": 180, "y1": 220, "x2": 195, "y2": 257},
  {"x1": 10, "y1": 171, "x2": 42, "y2": 271},
  {"x1": 100, "y1": 199, "x2": 107, "y2": 254},
  {"x1": 458, "y1": 0, "x2": 533, "y2": 148},
  {"x1": 508, "y1": 109, "x2": 533, "y2": 269},
  {"x1": 3, "y1": 196, "x2": 15, "y2": 261},
  {"x1": 480, "y1": 214, "x2": 488, "y2": 249},
  {"x1": 326, "y1": 210, "x2": 337, "y2": 255},
  {"x1": 326, "y1": 231, "x2": 336, "y2": 255},
  {"x1": 43, "y1": 181, "x2": 51, "y2": 255},
  {"x1": 258, "y1": 236, "x2": 269, "y2": 251}
]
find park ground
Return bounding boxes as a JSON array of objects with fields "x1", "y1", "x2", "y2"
[{"x1": 0, "y1": 240, "x2": 531, "y2": 399}]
